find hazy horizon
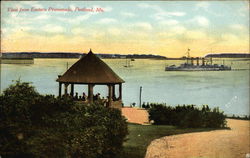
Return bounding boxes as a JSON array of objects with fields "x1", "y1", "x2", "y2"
[{"x1": 1, "y1": 51, "x2": 250, "y2": 59}]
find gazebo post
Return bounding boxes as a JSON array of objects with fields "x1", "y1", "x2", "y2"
[
  {"x1": 108, "y1": 84, "x2": 113, "y2": 107},
  {"x1": 64, "y1": 83, "x2": 69, "y2": 95},
  {"x1": 119, "y1": 83, "x2": 122, "y2": 100},
  {"x1": 88, "y1": 84, "x2": 94, "y2": 103},
  {"x1": 70, "y1": 84, "x2": 74, "y2": 97},
  {"x1": 112, "y1": 84, "x2": 116, "y2": 99},
  {"x1": 59, "y1": 82, "x2": 62, "y2": 97}
]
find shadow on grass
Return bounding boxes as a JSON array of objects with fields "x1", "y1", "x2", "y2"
[{"x1": 120, "y1": 123, "x2": 230, "y2": 158}]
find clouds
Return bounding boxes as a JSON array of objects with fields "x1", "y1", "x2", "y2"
[
  {"x1": 190, "y1": 16, "x2": 210, "y2": 27},
  {"x1": 153, "y1": 11, "x2": 186, "y2": 21},
  {"x1": 71, "y1": 27, "x2": 104, "y2": 39},
  {"x1": 120, "y1": 12, "x2": 136, "y2": 18},
  {"x1": 238, "y1": 3, "x2": 249, "y2": 17},
  {"x1": 97, "y1": 18, "x2": 117, "y2": 24},
  {"x1": 57, "y1": 14, "x2": 91, "y2": 24},
  {"x1": 216, "y1": 33, "x2": 249, "y2": 52},
  {"x1": 171, "y1": 26, "x2": 187, "y2": 34},
  {"x1": 71, "y1": 28, "x2": 84, "y2": 35},
  {"x1": 34, "y1": 14, "x2": 51, "y2": 20},
  {"x1": 1, "y1": 1, "x2": 249, "y2": 56},
  {"x1": 102, "y1": 6, "x2": 112, "y2": 12},
  {"x1": 160, "y1": 19, "x2": 179, "y2": 26},
  {"x1": 230, "y1": 24, "x2": 247, "y2": 31},
  {"x1": 107, "y1": 27, "x2": 121, "y2": 36},
  {"x1": 185, "y1": 30, "x2": 207, "y2": 40},
  {"x1": 167, "y1": 12, "x2": 186, "y2": 17},
  {"x1": 20, "y1": 1, "x2": 43, "y2": 8},
  {"x1": 133, "y1": 22, "x2": 152, "y2": 31},
  {"x1": 195, "y1": 16, "x2": 210, "y2": 27},
  {"x1": 157, "y1": 25, "x2": 187, "y2": 39},
  {"x1": 195, "y1": 2, "x2": 210, "y2": 11},
  {"x1": 41, "y1": 24, "x2": 65, "y2": 33},
  {"x1": 138, "y1": 3, "x2": 186, "y2": 21}
]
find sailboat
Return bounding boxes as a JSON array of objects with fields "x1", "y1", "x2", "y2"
[{"x1": 124, "y1": 58, "x2": 133, "y2": 67}]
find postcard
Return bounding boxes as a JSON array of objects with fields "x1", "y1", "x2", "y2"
[{"x1": 1, "y1": 1, "x2": 249, "y2": 158}]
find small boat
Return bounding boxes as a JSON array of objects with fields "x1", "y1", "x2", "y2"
[
  {"x1": 124, "y1": 58, "x2": 133, "y2": 68},
  {"x1": 165, "y1": 49, "x2": 231, "y2": 71}
]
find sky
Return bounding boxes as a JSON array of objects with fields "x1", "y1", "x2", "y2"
[{"x1": 1, "y1": 1, "x2": 249, "y2": 57}]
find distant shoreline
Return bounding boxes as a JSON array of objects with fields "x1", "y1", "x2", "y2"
[
  {"x1": 1, "y1": 52, "x2": 249, "y2": 59},
  {"x1": 1, "y1": 52, "x2": 167, "y2": 59}
]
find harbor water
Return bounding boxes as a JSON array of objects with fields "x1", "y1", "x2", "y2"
[{"x1": 1, "y1": 58, "x2": 249, "y2": 116}]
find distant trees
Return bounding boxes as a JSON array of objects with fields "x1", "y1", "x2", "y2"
[
  {"x1": 0, "y1": 81, "x2": 128, "y2": 158},
  {"x1": 147, "y1": 103, "x2": 227, "y2": 128},
  {"x1": 227, "y1": 114, "x2": 250, "y2": 120}
]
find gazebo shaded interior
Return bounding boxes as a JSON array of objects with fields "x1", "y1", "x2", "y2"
[{"x1": 56, "y1": 49, "x2": 125, "y2": 108}]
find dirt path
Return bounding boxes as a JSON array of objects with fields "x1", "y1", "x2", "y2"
[
  {"x1": 121, "y1": 107, "x2": 149, "y2": 125},
  {"x1": 145, "y1": 119, "x2": 250, "y2": 158}
]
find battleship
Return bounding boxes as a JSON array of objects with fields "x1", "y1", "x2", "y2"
[{"x1": 165, "y1": 49, "x2": 232, "y2": 71}]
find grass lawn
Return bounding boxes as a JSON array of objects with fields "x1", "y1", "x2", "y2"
[{"x1": 121, "y1": 123, "x2": 217, "y2": 158}]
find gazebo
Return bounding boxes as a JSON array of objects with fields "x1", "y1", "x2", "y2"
[{"x1": 56, "y1": 49, "x2": 125, "y2": 108}]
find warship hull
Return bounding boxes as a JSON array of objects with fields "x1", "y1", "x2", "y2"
[
  {"x1": 165, "y1": 64, "x2": 231, "y2": 71},
  {"x1": 165, "y1": 67, "x2": 231, "y2": 71}
]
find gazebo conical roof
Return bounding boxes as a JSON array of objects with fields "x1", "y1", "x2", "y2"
[{"x1": 56, "y1": 49, "x2": 125, "y2": 84}]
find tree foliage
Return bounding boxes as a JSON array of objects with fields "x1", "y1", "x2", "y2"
[{"x1": 0, "y1": 81, "x2": 128, "y2": 158}]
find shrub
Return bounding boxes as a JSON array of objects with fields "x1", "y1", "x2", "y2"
[
  {"x1": 0, "y1": 81, "x2": 128, "y2": 158},
  {"x1": 180, "y1": 109, "x2": 203, "y2": 128},
  {"x1": 148, "y1": 103, "x2": 226, "y2": 128}
]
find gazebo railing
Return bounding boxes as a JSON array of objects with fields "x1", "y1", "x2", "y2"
[{"x1": 72, "y1": 97, "x2": 122, "y2": 109}]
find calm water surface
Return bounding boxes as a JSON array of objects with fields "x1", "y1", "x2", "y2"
[{"x1": 1, "y1": 58, "x2": 249, "y2": 116}]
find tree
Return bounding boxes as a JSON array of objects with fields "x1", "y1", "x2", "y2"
[
  {"x1": 0, "y1": 81, "x2": 40, "y2": 157},
  {"x1": 0, "y1": 81, "x2": 128, "y2": 158}
]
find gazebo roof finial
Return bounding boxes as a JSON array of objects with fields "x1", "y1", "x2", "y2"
[{"x1": 89, "y1": 48, "x2": 93, "y2": 54}]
